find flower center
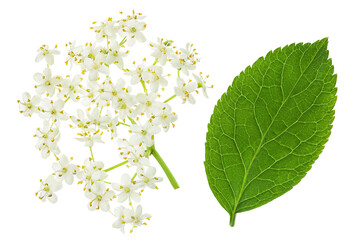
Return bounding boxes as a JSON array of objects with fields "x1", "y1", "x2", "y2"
[
  {"x1": 154, "y1": 75, "x2": 160, "y2": 81},
  {"x1": 124, "y1": 187, "x2": 130, "y2": 193},
  {"x1": 26, "y1": 103, "x2": 33, "y2": 109},
  {"x1": 183, "y1": 90, "x2": 189, "y2": 98},
  {"x1": 161, "y1": 113, "x2": 168, "y2": 119},
  {"x1": 145, "y1": 101, "x2": 152, "y2": 107},
  {"x1": 141, "y1": 130, "x2": 147, "y2": 135},
  {"x1": 44, "y1": 186, "x2": 50, "y2": 192},
  {"x1": 130, "y1": 27, "x2": 137, "y2": 33},
  {"x1": 45, "y1": 80, "x2": 51, "y2": 86},
  {"x1": 96, "y1": 195, "x2": 102, "y2": 201},
  {"x1": 42, "y1": 134, "x2": 48, "y2": 139},
  {"x1": 144, "y1": 177, "x2": 150, "y2": 183},
  {"x1": 112, "y1": 90, "x2": 117, "y2": 96},
  {"x1": 120, "y1": 103, "x2": 127, "y2": 109},
  {"x1": 69, "y1": 85, "x2": 75, "y2": 90},
  {"x1": 51, "y1": 109, "x2": 57, "y2": 115}
]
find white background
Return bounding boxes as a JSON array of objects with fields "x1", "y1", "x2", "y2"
[{"x1": 1, "y1": 0, "x2": 359, "y2": 239}]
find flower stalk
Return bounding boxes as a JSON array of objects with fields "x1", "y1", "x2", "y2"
[
  {"x1": 149, "y1": 146, "x2": 179, "y2": 189},
  {"x1": 104, "y1": 160, "x2": 128, "y2": 172}
]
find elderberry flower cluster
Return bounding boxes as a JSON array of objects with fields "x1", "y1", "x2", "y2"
[{"x1": 18, "y1": 10, "x2": 212, "y2": 233}]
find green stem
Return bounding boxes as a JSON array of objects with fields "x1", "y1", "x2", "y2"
[
  {"x1": 153, "y1": 58, "x2": 158, "y2": 65},
  {"x1": 150, "y1": 146, "x2": 179, "y2": 189},
  {"x1": 116, "y1": 121, "x2": 130, "y2": 127},
  {"x1": 104, "y1": 160, "x2": 128, "y2": 172},
  {"x1": 140, "y1": 79, "x2": 148, "y2": 95},
  {"x1": 119, "y1": 36, "x2": 127, "y2": 46},
  {"x1": 177, "y1": 69, "x2": 180, "y2": 78},
  {"x1": 89, "y1": 147, "x2": 95, "y2": 161},
  {"x1": 131, "y1": 173, "x2": 137, "y2": 181},
  {"x1": 230, "y1": 213, "x2": 237, "y2": 227},
  {"x1": 128, "y1": 117, "x2": 136, "y2": 124},
  {"x1": 64, "y1": 96, "x2": 70, "y2": 103},
  {"x1": 164, "y1": 94, "x2": 176, "y2": 103}
]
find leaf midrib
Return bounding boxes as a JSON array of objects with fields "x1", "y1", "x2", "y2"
[{"x1": 230, "y1": 42, "x2": 326, "y2": 216}]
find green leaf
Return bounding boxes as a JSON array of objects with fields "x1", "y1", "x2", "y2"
[{"x1": 204, "y1": 38, "x2": 337, "y2": 227}]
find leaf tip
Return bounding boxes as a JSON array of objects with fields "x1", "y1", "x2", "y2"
[{"x1": 319, "y1": 37, "x2": 329, "y2": 47}]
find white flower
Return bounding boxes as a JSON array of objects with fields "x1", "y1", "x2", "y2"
[
  {"x1": 77, "y1": 159, "x2": 108, "y2": 191},
  {"x1": 58, "y1": 74, "x2": 83, "y2": 101},
  {"x1": 137, "y1": 166, "x2": 163, "y2": 189},
  {"x1": 112, "y1": 206, "x2": 127, "y2": 232},
  {"x1": 119, "y1": 143, "x2": 150, "y2": 169},
  {"x1": 112, "y1": 173, "x2": 140, "y2": 203},
  {"x1": 85, "y1": 182, "x2": 115, "y2": 211},
  {"x1": 117, "y1": 138, "x2": 139, "y2": 159},
  {"x1": 18, "y1": 92, "x2": 40, "y2": 117},
  {"x1": 36, "y1": 175, "x2": 62, "y2": 203},
  {"x1": 86, "y1": 107, "x2": 111, "y2": 129},
  {"x1": 52, "y1": 155, "x2": 78, "y2": 185},
  {"x1": 83, "y1": 53, "x2": 109, "y2": 81},
  {"x1": 65, "y1": 41, "x2": 83, "y2": 67},
  {"x1": 34, "y1": 121, "x2": 60, "y2": 158},
  {"x1": 129, "y1": 122, "x2": 160, "y2": 147},
  {"x1": 35, "y1": 45, "x2": 60, "y2": 65},
  {"x1": 121, "y1": 19, "x2": 146, "y2": 46},
  {"x1": 171, "y1": 43, "x2": 199, "y2": 75},
  {"x1": 142, "y1": 66, "x2": 168, "y2": 92},
  {"x1": 174, "y1": 77, "x2": 197, "y2": 104},
  {"x1": 89, "y1": 81, "x2": 110, "y2": 106},
  {"x1": 81, "y1": 42, "x2": 99, "y2": 60},
  {"x1": 75, "y1": 130, "x2": 104, "y2": 147},
  {"x1": 106, "y1": 117, "x2": 119, "y2": 140},
  {"x1": 39, "y1": 99, "x2": 69, "y2": 121},
  {"x1": 127, "y1": 205, "x2": 151, "y2": 232},
  {"x1": 106, "y1": 42, "x2": 128, "y2": 69},
  {"x1": 135, "y1": 92, "x2": 162, "y2": 117},
  {"x1": 34, "y1": 68, "x2": 61, "y2": 97},
  {"x1": 152, "y1": 103, "x2": 177, "y2": 132},
  {"x1": 192, "y1": 73, "x2": 210, "y2": 98},
  {"x1": 112, "y1": 205, "x2": 151, "y2": 233},
  {"x1": 101, "y1": 78, "x2": 127, "y2": 102},
  {"x1": 125, "y1": 62, "x2": 146, "y2": 85},
  {"x1": 150, "y1": 38, "x2": 174, "y2": 65},
  {"x1": 112, "y1": 93, "x2": 136, "y2": 121},
  {"x1": 70, "y1": 109, "x2": 91, "y2": 131},
  {"x1": 91, "y1": 18, "x2": 117, "y2": 41},
  {"x1": 118, "y1": 139, "x2": 150, "y2": 163},
  {"x1": 81, "y1": 81, "x2": 101, "y2": 106}
]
